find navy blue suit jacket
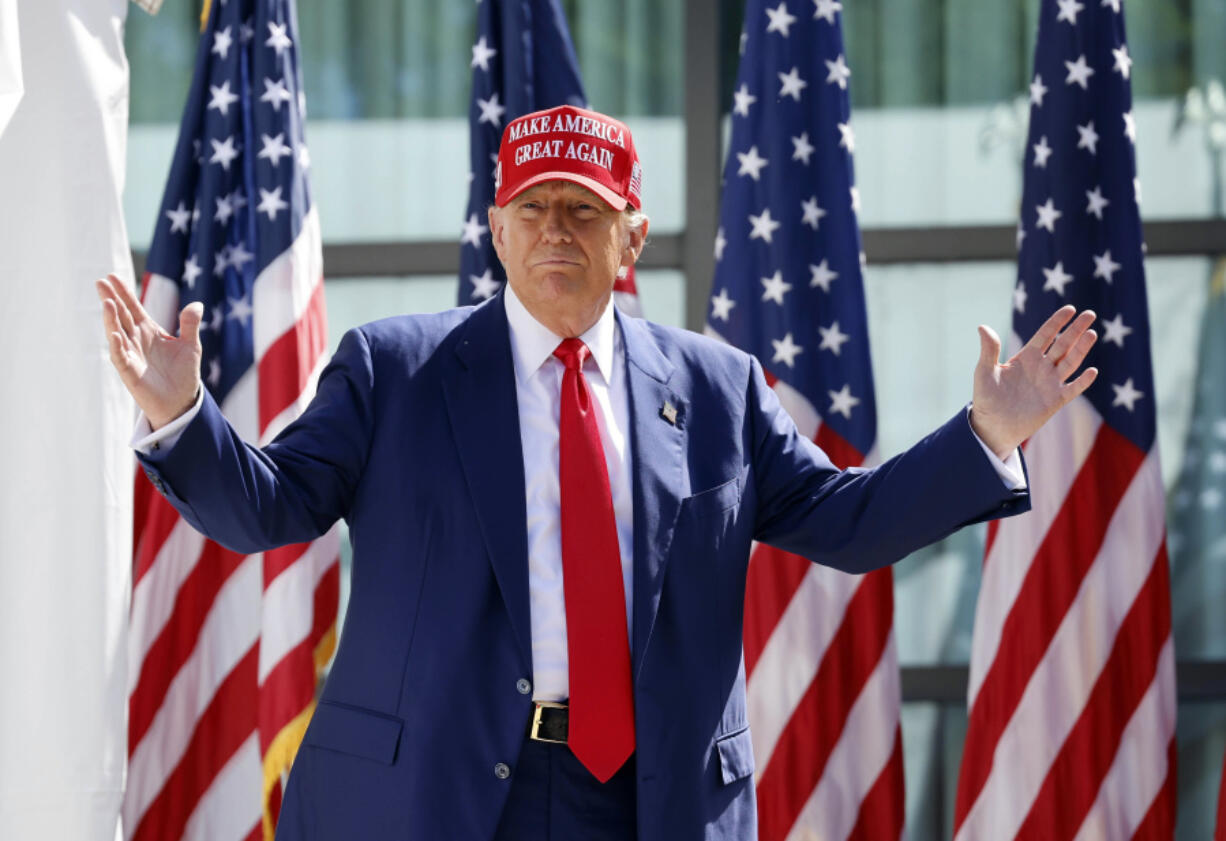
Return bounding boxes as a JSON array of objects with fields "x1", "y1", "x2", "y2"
[{"x1": 138, "y1": 292, "x2": 1029, "y2": 840}]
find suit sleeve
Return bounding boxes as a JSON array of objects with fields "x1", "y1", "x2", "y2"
[
  {"x1": 136, "y1": 327, "x2": 376, "y2": 554},
  {"x1": 747, "y1": 356, "x2": 1030, "y2": 574}
]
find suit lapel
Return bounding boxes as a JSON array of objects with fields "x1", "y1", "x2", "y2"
[
  {"x1": 441, "y1": 294, "x2": 533, "y2": 670},
  {"x1": 618, "y1": 312, "x2": 685, "y2": 681}
]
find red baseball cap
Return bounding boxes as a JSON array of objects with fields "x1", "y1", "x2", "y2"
[{"x1": 494, "y1": 104, "x2": 643, "y2": 211}]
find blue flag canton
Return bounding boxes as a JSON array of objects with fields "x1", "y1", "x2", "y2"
[
  {"x1": 458, "y1": 0, "x2": 587, "y2": 306},
  {"x1": 710, "y1": 0, "x2": 876, "y2": 456},
  {"x1": 145, "y1": 0, "x2": 312, "y2": 403},
  {"x1": 1015, "y1": 0, "x2": 1155, "y2": 452}
]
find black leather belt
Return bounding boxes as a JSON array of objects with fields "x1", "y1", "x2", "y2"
[{"x1": 529, "y1": 701, "x2": 569, "y2": 744}]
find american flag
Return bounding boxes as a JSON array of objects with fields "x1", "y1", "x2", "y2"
[
  {"x1": 125, "y1": 1, "x2": 339, "y2": 839},
  {"x1": 705, "y1": 2, "x2": 905, "y2": 839},
  {"x1": 954, "y1": 1, "x2": 1176, "y2": 838},
  {"x1": 458, "y1": 0, "x2": 643, "y2": 316}
]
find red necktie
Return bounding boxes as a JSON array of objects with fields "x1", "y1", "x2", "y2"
[{"x1": 553, "y1": 338, "x2": 635, "y2": 783}]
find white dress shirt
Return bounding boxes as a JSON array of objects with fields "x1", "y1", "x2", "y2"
[
  {"x1": 503, "y1": 283, "x2": 634, "y2": 702},
  {"x1": 133, "y1": 287, "x2": 1024, "y2": 703}
]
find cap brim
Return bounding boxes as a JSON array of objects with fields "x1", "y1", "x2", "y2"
[{"x1": 498, "y1": 171, "x2": 628, "y2": 211}]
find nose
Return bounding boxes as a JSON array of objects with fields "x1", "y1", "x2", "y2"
[{"x1": 541, "y1": 201, "x2": 572, "y2": 242}]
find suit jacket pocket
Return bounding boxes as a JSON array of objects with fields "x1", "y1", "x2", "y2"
[
  {"x1": 714, "y1": 727, "x2": 755, "y2": 785},
  {"x1": 305, "y1": 701, "x2": 403, "y2": 765},
  {"x1": 682, "y1": 472, "x2": 743, "y2": 520}
]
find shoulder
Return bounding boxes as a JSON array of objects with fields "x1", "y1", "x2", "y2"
[
  {"x1": 619, "y1": 313, "x2": 756, "y2": 397},
  {"x1": 333, "y1": 303, "x2": 481, "y2": 366},
  {"x1": 354, "y1": 305, "x2": 476, "y2": 350},
  {"x1": 320, "y1": 303, "x2": 487, "y2": 388}
]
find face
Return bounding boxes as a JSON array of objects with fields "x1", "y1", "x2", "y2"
[{"x1": 488, "y1": 180, "x2": 646, "y2": 338}]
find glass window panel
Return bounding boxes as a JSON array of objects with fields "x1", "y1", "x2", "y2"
[
  {"x1": 564, "y1": 1, "x2": 683, "y2": 117},
  {"x1": 900, "y1": 702, "x2": 946, "y2": 841},
  {"x1": 124, "y1": 1, "x2": 683, "y2": 248},
  {"x1": 124, "y1": 4, "x2": 199, "y2": 125},
  {"x1": 719, "y1": 0, "x2": 1226, "y2": 225},
  {"x1": 634, "y1": 269, "x2": 686, "y2": 329},
  {"x1": 324, "y1": 276, "x2": 458, "y2": 354},
  {"x1": 851, "y1": 99, "x2": 1225, "y2": 226},
  {"x1": 1177, "y1": 701, "x2": 1226, "y2": 841}
]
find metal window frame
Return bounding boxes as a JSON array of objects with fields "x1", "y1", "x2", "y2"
[
  {"x1": 131, "y1": 220, "x2": 1226, "y2": 283},
  {"x1": 127, "y1": 0, "x2": 1226, "y2": 708}
]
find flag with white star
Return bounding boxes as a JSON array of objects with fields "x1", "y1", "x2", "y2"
[
  {"x1": 458, "y1": 0, "x2": 635, "y2": 310},
  {"x1": 458, "y1": 0, "x2": 582, "y2": 305},
  {"x1": 128, "y1": 0, "x2": 340, "y2": 838},
  {"x1": 956, "y1": 2, "x2": 1176, "y2": 839},
  {"x1": 707, "y1": 3, "x2": 904, "y2": 840}
]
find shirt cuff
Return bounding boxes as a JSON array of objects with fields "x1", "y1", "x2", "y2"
[
  {"x1": 965, "y1": 407, "x2": 1026, "y2": 491},
  {"x1": 131, "y1": 388, "x2": 204, "y2": 456}
]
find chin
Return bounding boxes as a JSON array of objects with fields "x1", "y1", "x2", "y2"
[{"x1": 531, "y1": 270, "x2": 584, "y2": 297}]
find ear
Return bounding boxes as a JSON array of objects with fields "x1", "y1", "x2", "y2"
[
  {"x1": 620, "y1": 215, "x2": 648, "y2": 273},
  {"x1": 487, "y1": 205, "x2": 506, "y2": 264}
]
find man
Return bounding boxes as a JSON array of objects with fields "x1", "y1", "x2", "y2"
[{"x1": 97, "y1": 105, "x2": 1098, "y2": 840}]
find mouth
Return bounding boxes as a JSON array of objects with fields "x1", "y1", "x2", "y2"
[{"x1": 533, "y1": 257, "x2": 582, "y2": 268}]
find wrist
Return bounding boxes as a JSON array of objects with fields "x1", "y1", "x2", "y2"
[
  {"x1": 968, "y1": 407, "x2": 1016, "y2": 461},
  {"x1": 148, "y1": 385, "x2": 201, "y2": 431}
]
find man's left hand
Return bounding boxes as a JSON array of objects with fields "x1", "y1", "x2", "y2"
[{"x1": 970, "y1": 305, "x2": 1099, "y2": 459}]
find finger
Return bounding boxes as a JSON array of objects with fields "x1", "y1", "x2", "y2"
[
  {"x1": 113, "y1": 288, "x2": 140, "y2": 341},
  {"x1": 1056, "y1": 328, "x2": 1097, "y2": 379},
  {"x1": 107, "y1": 331, "x2": 149, "y2": 396},
  {"x1": 106, "y1": 273, "x2": 151, "y2": 327},
  {"x1": 1024, "y1": 304, "x2": 1077, "y2": 355},
  {"x1": 101, "y1": 298, "x2": 126, "y2": 344},
  {"x1": 1046, "y1": 309, "x2": 1097, "y2": 363},
  {"x1": 179, "y1": 302, "x2": 205, "y2": 348},
  {"x1": 99, "y1": 276, "x2": 138, "y2": 340},
  {"x1": 95, "y1": 277, "x2": 119, "y2": 306},
  {"x1": 106, "y1": 329, "x2": 139, "y2": 383},
  {"x1": 977, "y1": 324, "x2": 1002, "y2": 371},
  {"x1": 1062, "y1": 366, "x2": 1098, "y2": 402},
  {"x1": 106, "y1": 329, "x2": 129, "y2": 369},
  {"x1": 103, "y1": 302, "x2": 137, "y2": 358}
]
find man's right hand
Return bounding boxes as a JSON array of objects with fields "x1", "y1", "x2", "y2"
[{"x1": 97, "y1": 273, "x2": 203, "y2": 430}]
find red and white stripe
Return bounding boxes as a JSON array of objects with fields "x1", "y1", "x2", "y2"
[
  {"x1": 736, "y1": 362, "x2": 904, "y2": 841},
  {"x1": 1216, "y1": 752, "x2": 1226, "y2": 841},
  {"x1": 125, "y1": 207, "x2": 340, "y2": 841},
  {"x1": 954, "y1": 358, "x2": 1176, "y2": 841}
]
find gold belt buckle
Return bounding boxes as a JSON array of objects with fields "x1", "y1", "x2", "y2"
[{"x1": 530, "y1": 701, "x2": 568, "y2": 744}]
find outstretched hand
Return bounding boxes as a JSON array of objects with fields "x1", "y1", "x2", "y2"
[
  {"x1": 969, "y1": 305, "x2": 1099, "y2": 459},
  {"x1": 96, "y1": 274, "x2": 204, "y2": 430}
]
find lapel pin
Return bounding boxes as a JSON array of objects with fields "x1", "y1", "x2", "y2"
[{"x1": 661, "y1": 401, "x2": 678, "y2": 426}]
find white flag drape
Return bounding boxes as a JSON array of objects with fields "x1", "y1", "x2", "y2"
[
  {"x1": 0, "y1": 0, "x2": 21, "y2": 134},
  {"x1": 0, "y1": 1, "x2": 133, "y2": 839}
]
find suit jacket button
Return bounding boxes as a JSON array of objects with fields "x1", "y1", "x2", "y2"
[
  {"x1": 516, "y1": 678, "x2": 531, "y2": 695},
  {"x1": 494, "y1": 763, "x2": 511, "y2": 780}
]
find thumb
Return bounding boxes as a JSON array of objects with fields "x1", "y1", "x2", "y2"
[
  {"x1": 179, "y1": 302, "x2": 205, "y2": 348},
  {"x1": 977, "y1": 324, "x2": 1001, "y2": 372}
]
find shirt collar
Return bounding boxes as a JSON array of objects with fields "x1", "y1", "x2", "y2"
[{"x1": 503, "y1": 281, "x2": 617, "y2": 386}]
